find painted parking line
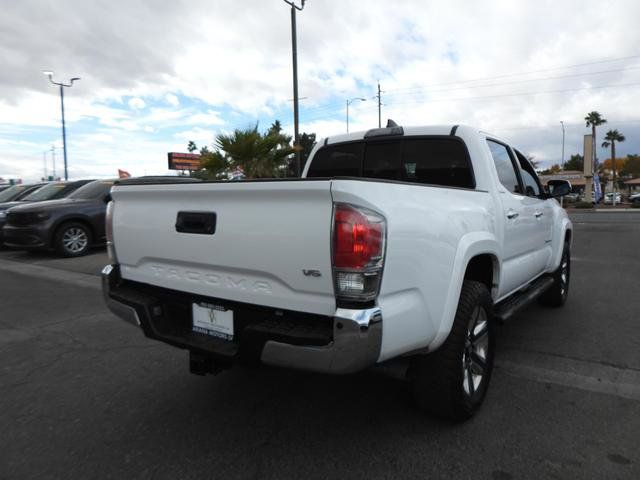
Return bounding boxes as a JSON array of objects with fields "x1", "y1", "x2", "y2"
[{"x1": 496, "y1": 350, "x2": 640, "y2": 402}]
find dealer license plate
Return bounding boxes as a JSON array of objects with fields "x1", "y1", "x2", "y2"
[{"x1": 192, "y1": 302, "x2": 234, "y2": 341}]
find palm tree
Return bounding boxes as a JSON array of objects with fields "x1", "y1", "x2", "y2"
[
  {"x1": 584, "y1": 111, "x2": 607, "y2": 202},
  {"x1": 602, "y1": 129, "x2": 625, "y2": 206},
  {"x1": 215, "y1": 123, "x2": 294, "y2": 179},
  {"x1": 585, "y1": 111, "x2": 607, "y2": 168}
]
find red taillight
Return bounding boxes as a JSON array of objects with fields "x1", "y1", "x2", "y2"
[
  {"x1": 332, "y1": 203, "x2": 386, "y2": 302},
  {"x1": 334, "y1": 205, "x2": 384, "y2": 269}
]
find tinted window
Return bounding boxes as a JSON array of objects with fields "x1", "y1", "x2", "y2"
[
  {"x1": 22, "y1": 183, "x2": 67, "y2": 201},
  {"x1": 69, "y1": 180, "x2": 115, "y2": 200},
  {"x1": 306, "y1": 143, "x2": 363, "y2": 177},
  {"x1": 519, "y1": 171, "x2": 540, "y2": 196},
  {"x1": 0, "y1": 184, "x2": 44, "y2": 202},
  {"x1": 515, "y1": 150, "x2": 541, "y2": 197},
  {"x1": 363, "y1": 142, "x2": 402, "y2": 180},
  {"x1": 402, "y1": 138, "x2": 474, "y2": 188},
  {"x1": 0, "y1": 185, "x2": 26, "y2": 202},
  {"x1": 487, "y1": 140, "x2": 520, "y2": 194},
  {"x1": 308, "y1": 137, "x2": 474, "y2": 188}
]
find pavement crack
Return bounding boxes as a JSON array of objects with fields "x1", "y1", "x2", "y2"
[
  {"x1": 499, "y1": 346, "x2": 640, "y2": 373},
  {"x1": 1, "y1": 348, "x2": 83, "y2": 390}
]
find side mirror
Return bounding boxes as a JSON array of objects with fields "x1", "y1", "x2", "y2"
[
  {"x1": 546, "y1": 179, "x2": 571, "y2": 198},
  {"x1": 104, "y1": 193, "x2": 112, "y2": 204}
]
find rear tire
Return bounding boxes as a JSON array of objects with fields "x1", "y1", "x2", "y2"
[
  {"x1": 538, "y1": 241, "x2": 570, "y2": 307},
  {"x1": 54, "y1": 222, "x2": 92, "y2": 257},
  {"x1": 410, "y1": 280, "x2": 494, "y2": 421}
]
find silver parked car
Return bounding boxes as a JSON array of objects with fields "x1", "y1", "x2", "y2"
[{"x1": 603, "y1": 192, "x2": 622, "y2": 204}]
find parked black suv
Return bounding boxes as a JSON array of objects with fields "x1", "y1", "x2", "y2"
[
  {"x1": 3, "y1": 179, "x2": 116, "y2": 257},
  {"x1": 0, "y1": 180, "x2": 93, "y2": 245}
]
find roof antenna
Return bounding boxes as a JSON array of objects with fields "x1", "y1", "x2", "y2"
[{"x1": 386, "y1": 119, "x2": 399, "y2": 128}]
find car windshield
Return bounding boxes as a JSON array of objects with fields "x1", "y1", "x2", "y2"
[
  {"x1": 0, "y1": 185, "x2": 29, "y2": 202},
  {"x1": 68, "y1": 180, "x2": 115, "y2": 200},
  {"x1": 21, "y1": 183, "x2": 68, "y2": 201}
]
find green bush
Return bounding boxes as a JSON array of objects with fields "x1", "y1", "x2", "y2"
[
  {"x1": 631, "y1": 202, "x2": 640, "y2": 208},
  {"x1": 574, "y1": 202, "x2": 594, "y2": 209}
]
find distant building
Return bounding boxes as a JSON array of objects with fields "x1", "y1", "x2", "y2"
[
  {"x1": 538, "y1": 170, "x2": 585, "y2": 193},
  {"x1": 623, "y1": 177, "x2": 640, "y2": 193}
]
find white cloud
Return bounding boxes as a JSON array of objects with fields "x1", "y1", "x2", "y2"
[
  {"x1": 165, "y1": 93, "x2": 179, "y2": 107},
  {"x1": 127, "y1": 97, "x2": 146, "y2": 110},
  {"x1": 172, "y1": 127, "x2": 217, "y2": 148}
]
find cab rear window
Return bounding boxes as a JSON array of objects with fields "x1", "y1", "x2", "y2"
[{"x1": 307, "y1": 137, "x2": 474, "y2": 189}]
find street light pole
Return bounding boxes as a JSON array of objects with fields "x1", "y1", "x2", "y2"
[
  {"x1": 283, "y1": 0, "x2": 306, "y2": 177},
  {"x1": 42, "y1": 150, "x2": 48, "y2": 180},
  {"x1": 560, "y1": 120, "x2": 565, "y2": 169},
  {"x1": 346, "y1": 97, "x2": 366, "y2": 133},
  {"x1": 43, "y1": 71, "x2": 80, "y2": 180},
  {"x1": 51, "y1": 145, "x2": 56, "y2": 179}
]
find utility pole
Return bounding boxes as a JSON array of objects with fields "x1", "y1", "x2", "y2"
[
  {"x1": 42, "y1": 150, "x2": 48, "y2": 180},
  {"x1": 376, "y1": 82, "x2": 382, "y2": 128},
  {"x1": 560, "y1": 121, "x2": 565, "y2": 169},
  {"x1": 283, "y1": 0, "x2": 306, "y2": 177},
  {"x1": 43, "y1": 71, "x2": 80, "y2": 181},
  {"x1": 51, "y1": 145, "x2": 56, "y2": 179},
  {"x1": 560, "y1": 120, "x2": 566, "y2": 207}
]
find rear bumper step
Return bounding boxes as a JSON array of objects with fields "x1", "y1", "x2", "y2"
[
  {"x1": 494, "y1": 276, "x2": 555, "y2": 322},
  {"x1": 102, "y1": 264, "x2": 382, "y2": 374}
]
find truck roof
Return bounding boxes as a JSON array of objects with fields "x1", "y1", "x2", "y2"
[{"x1": 323, "y1": 124, "x2": 489, "y2": 145}]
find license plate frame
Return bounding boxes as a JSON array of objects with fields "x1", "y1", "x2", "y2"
[{"x1": 192, "y1": 302, "x2": 234, "y2": 341}]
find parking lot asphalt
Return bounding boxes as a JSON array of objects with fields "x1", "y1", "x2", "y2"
[{"x1": 1, "y1": 212, "x2": 639, "y2": 479}]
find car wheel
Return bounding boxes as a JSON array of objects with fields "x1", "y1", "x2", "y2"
[
  {"x1": 54, "y1": 222, "x2": 92, "y2": 257},
  {"x1": 409, "y1": 280, "x2": 494, "y2": 421},
  {"x1": 538, "y1": 241, "x2": 570, "y2": 307}
]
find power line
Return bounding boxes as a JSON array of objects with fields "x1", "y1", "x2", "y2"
[
  {"x1": 386, "y1": 82, "x2": 640, "y2": 107},
  {"x1": 497, "y1": 119, "x2": 640, "y2": 132},
  {"x1": 385, "y1": 65, "x2": 640, "y2": 98},
  {"x1": 295, "y1": 56, "x2": 640, "y2": 120},
  {"x1": 293, "y1": 82, "x2": 640, "y2": 126},
  {"x1": 385, "y1": 54, "x2": 640, "y2": 94}
]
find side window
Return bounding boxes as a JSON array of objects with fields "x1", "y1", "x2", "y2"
[
  {"x1": 515, "y1": 150, "x2": 541, "y2": 197},
  {"x1": 487, "y1": 140, "x2": 521, "y2": 194},
  {"x1": 401, "y1": 138, "x2": 474, "y2": 188}
]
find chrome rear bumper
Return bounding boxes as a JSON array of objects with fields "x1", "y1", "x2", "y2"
[
  {"x1": 261, "y1": 307, "x2": 382, "y2": 374},
  {"x1": 102, "y1": 264, "x2": 382, "y2": 374}
]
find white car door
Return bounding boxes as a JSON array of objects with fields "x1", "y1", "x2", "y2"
[
  {"x1": 486, "y1": 139, "x2": 535, "y2": 298},
  {"x1": 513, "y1": 149, "x2": 553, "y2": 272}
]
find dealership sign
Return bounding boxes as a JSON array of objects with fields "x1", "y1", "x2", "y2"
[{"x1": 168, "y1": 152, "x2": 202, "y2": 170}]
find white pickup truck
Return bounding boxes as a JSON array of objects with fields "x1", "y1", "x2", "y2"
[{"x1": 102, "y1": 123, "x2": 573, "y2": 420}]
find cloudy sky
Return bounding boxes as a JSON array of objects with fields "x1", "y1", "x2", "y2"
[{"x1": 1, "y1": 0, "x2": 640, "y2": 182}]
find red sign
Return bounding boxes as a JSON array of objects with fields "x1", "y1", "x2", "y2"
[{"x1": 168, "y1": 152, "x2": 202, "y2": 170}]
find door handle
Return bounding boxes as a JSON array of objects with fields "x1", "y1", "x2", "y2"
[
  {"x1": 535, "y1": 211, "x2": 543, "y2": 218},
  {"x1": 506, "y1": 211, "x2": 519, "y2": 219},
  {"x1": 175, "y1": 211, "x2": 217, "y2": 235}
]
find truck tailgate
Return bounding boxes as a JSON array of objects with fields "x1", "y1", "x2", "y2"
[{"x1": 110, "y1": 181, "x2": 336, "y2": 316}]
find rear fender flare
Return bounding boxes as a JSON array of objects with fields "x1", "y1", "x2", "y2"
[{"x1": 430, "y1": 232, "x2": 500, "y2": 351}]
